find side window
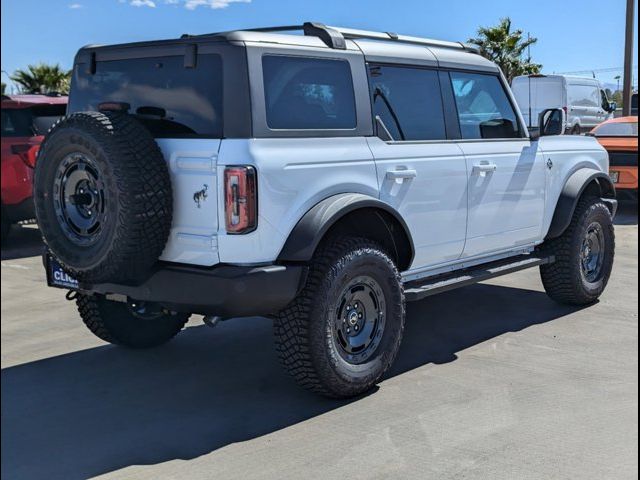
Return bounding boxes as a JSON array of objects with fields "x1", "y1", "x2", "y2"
[
  {"x1": 369, "y1": 65, "x2": 446, "y2": 141},
  {"x1": 262, "y1": 55, "x2": 356, "y2": 130},
  {"x1": 450, "y1": 72, "x2": 522, "y2": 139},
  {"x1": 569, "y1": 85, "x2": 600, "y2": 108}
]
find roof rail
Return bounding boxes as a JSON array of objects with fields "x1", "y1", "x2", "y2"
[{"x1": 183, "y1": 22, "x2": 478, "y2": 53}]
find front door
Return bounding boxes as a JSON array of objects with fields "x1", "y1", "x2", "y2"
[
  {"x1": 447, "y1": 71, "x2": 546, "y2": 258},
  {"x1": 366, "y1": 64, "x2": 468, "y2": 269}
]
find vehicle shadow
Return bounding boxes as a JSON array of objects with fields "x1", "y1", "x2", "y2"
[
  {"x1": 614, "y1": 199, "x2": 638, "y2": 226},
  {"x1": 1, "y1": 283, "x2": 583, "y2": 480},
  {"x1": 1, "y1": 224, "x2": 44, "y2": 261}
]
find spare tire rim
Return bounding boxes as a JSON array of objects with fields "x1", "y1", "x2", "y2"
[
  {"x1": 332, "y1": 275, "x2": 386, "y2": 365},
  {"x1": 54, "y1": 153, "x2": 106, "y2": 246},
  {"x1": 580, "y1": 222, "x2": 605, "y2": 283}
]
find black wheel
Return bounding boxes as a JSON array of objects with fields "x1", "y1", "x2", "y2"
[
  {"x1": 274, "y1": 237, "x2": 405, "y2": 398},
  {"x1": 570, "y1": 124, "x2": 581, "y2": 135},
  {"x1": 34, "y1": 111, "x2": 172, "y2": 284},
  {"x1": 77, "y1": 294, "x2": 189, "y2": 348},
  {"x1": 540, "y1": 197, "x2": 615, "y2": 305}
]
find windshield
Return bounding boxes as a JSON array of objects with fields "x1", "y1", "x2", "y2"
[
  {"x1": 1, "y1": 104, "x2": 67, "y2": 137},
  {"x1": 593, "y1": 121, "x2": 638, "y2": 137}
]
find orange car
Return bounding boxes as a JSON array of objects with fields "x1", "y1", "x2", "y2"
[{"x1": 590, "y1": 116, "x2": 638, "y2": 199}]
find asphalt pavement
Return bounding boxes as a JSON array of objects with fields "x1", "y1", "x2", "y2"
[{"x1": 1, "y1": 203, "x2": 638, "y2": 480}]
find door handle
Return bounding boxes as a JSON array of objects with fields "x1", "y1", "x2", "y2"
[
  {"x1": 472, "y1": 163, "x2": 497, "y2": 174},
  {"x1": 386, "y1": 169, "x2": 417, "y2": 180}
]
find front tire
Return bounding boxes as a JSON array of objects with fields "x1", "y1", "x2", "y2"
[
  {"x1": 274, "y1": 237, "x2": 405, "y2": 398},
  {"x1": 540, "y1": 197, "x2": 615, "y2": 305},
  {"x1": 77, "y1": 294, "x2": 189, "y2": 348}
]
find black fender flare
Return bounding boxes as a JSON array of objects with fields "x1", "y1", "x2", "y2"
[
  {"x1": 546, "y1": 169, "x2": 617, "y2": 239},
  {"x1": 277, "y1": 193, "x2": 415, "y2": 267}
]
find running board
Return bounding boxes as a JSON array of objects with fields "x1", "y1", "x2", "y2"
[{"x1": 404, "y1": 255, "x2": 554, "y2": 302}]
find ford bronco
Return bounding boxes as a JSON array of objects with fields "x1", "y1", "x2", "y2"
[{"x1": 34, "y1": 23, "x2": 617, "y2": 398}]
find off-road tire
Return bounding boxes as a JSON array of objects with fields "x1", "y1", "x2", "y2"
[
  {"x1": 77, "y1": 294, "x2": 189, "y2": 348},
  {"x1": 571, "y1": 124, "x2": 581, "y2": 135},
  {"x1": 274, "y1": 237, "x2": 405, "y2": 398},
  {"x1": 34, "y1": 111, "x2": 172, "y2": 284},
  {"x1": 540, "y1": 197, "x2": 615, "y2": 305}
]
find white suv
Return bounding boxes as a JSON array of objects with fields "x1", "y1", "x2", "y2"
[{"x1": 34, "y1": 23, "x2": 617, "y2": 398}]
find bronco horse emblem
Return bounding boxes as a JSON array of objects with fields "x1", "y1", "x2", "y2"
[{"x1": 193, "y1": 184, "x2": 209, "y2": 208}]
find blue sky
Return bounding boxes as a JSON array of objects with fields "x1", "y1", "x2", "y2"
[{"x1": 1, "y1": 0, "x2": 638, "y2": 91}]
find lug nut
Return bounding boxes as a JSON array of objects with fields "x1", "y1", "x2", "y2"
[
  {"x1": 354, "y1": 325, "x2": 359, "y2": 331},
  {"x1": 358, "y1": 313, "x2": 363, "y2": 319}
]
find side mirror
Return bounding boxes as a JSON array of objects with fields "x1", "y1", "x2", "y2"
[
  {"x1": 608, "y1": 102, "x2": 617, "y2": 113},
  {"x1": 536, "y1": 108, "x2": 565, "y2": 138}
]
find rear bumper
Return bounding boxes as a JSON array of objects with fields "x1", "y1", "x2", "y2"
[{"x1": 79, "y1": 262, "x2": 307, "y2": 318}]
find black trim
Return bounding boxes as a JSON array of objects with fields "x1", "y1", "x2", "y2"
[
  {"x1": 546, "y1": 170, "x2": 617, "y2": 239},
  {"x1": 277, "y1": 193, "x2": 415, "y2": 267},
  {"x1": 439, "y1": 70, "x2": 462, "y2": 140},
  {"x1": 75, "y1": 262, "x2": 307, "y2": 317},
  {"x1": 608, "y1": 151, "x2": 638, "y2": 167}
]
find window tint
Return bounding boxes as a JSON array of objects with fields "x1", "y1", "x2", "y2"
[
  {"x1": 568, "y1": 84, "x2": 599, "y2": 107},
  {"x1": 1, "y1": 105, "x2": 66, "y2": 137},
  {"x1": 450, "y1": 72, "x2": 521, "y2": 139},
  {"x1": 70, "y1": 54, "x2": 223, "y2": 137},
  {"x1": 369, "y1": 65, "x2": 446, "y2": 141},
  {"x1": 263, "y1": 55, "x2": 356, "y2": 130}
]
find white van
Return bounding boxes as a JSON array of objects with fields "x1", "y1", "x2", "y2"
[{"x1": 512, "y1": 75, "x2": 617, "y2": 134}]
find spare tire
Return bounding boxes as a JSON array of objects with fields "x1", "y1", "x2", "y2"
[{"x1": 34, "y1": 111, "x2": 172, "y2": 284}]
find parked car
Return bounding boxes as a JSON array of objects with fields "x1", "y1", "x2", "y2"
[
  {"x1": 35, "y1": 23, "x2": 616, "y2": 398},
  {"x1": 512, "y1": 74, "x2": 616, "y2": 135},
  {"x1": 1, "y1": 94, "x2": 67, "y2": 241},
  {"x1": 590, "y1": 116, "x2": 638, "y2": 199}
]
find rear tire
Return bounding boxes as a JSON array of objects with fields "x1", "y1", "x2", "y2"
[
  {"x1": 77, "y1": 294, "x2": 189, "y2": 348},
  {"x1": 570, "y1": 124, "x2": 581, "y2": 135},
  {"x1": 274, "y1": 237, "x2": 405, "y2": 398},
  {"x1": 540, "y1": 197, "x2": 615, "y2": 305}
]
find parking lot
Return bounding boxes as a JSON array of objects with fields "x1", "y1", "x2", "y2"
[{"x1": 1, "y1": 203, "x2": 637, "y2": 480}]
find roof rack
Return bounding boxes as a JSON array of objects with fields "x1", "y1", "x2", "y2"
[{"x1": 183, "y1": 22, "x2": 479, "y2": 54}]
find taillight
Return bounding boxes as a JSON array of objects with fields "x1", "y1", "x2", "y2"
[
  {"x1": 224, "y1": 166, "x2": 257, "y2": 234},
  {"x1": 11, "y1": 144, "x2": 40, "y2": 168}
]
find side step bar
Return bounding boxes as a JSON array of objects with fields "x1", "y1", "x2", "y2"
[{"x1": 404, "y1": 255, "x2": 554, "y2": 302}]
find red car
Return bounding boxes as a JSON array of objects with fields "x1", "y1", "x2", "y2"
[{"x1": 1, "y1": 94, "x2": 67, "y2": 241}]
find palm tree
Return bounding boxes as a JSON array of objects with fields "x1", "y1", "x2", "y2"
[
  {"x1": 468, "y1": 18, "x2": 542, "y2": 82},
  {"x1": 10, "y1": 63, "x2": 71, "y2": 94}
]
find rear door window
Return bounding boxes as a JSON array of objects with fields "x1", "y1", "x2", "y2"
[
  {"x1": 262, "y1": 55, "x2": 357, "y2": 130},
  {"x1": 368, "y1": 65, "x2": 446, "y2": 141},
  {"x1": 70, "y1": 54, "x2": 223, "y2": 137},
  {"x1": 450, "y1": 72, "x2": 522, "y2": 139}
]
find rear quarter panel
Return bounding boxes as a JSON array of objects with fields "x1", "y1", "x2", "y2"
[{"x1": 216, "y1": 138, "x2": 379, "y2": 265}]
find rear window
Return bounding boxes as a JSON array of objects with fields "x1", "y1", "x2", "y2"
[
  {"x1": 70, "y1": 54, "x2": 223, "y2": 137},
  {"x1": 262, "y1": 55, "x2": 356, "y2": 130},
  {"x1": 1, "y1": 105, "x2": 67, "y2": 137}
]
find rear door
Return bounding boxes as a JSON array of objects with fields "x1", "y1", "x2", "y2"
[
  {"x1": 447, "y1": 71, "x2": 546, "y2": 258},
  {"x1": 366, "y1": 64, "x2": 468, "y2": 269},
  {"x1": 70, "y1": 49, "x2": 229, "y2": 266}
]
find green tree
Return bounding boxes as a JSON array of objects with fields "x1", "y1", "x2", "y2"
[
  {"x1": 468, "y1": 18, "x2": 542, "y2": 82},
  {"x1": 10, "y1": 63, "x2": 71, "y2": 94}
]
